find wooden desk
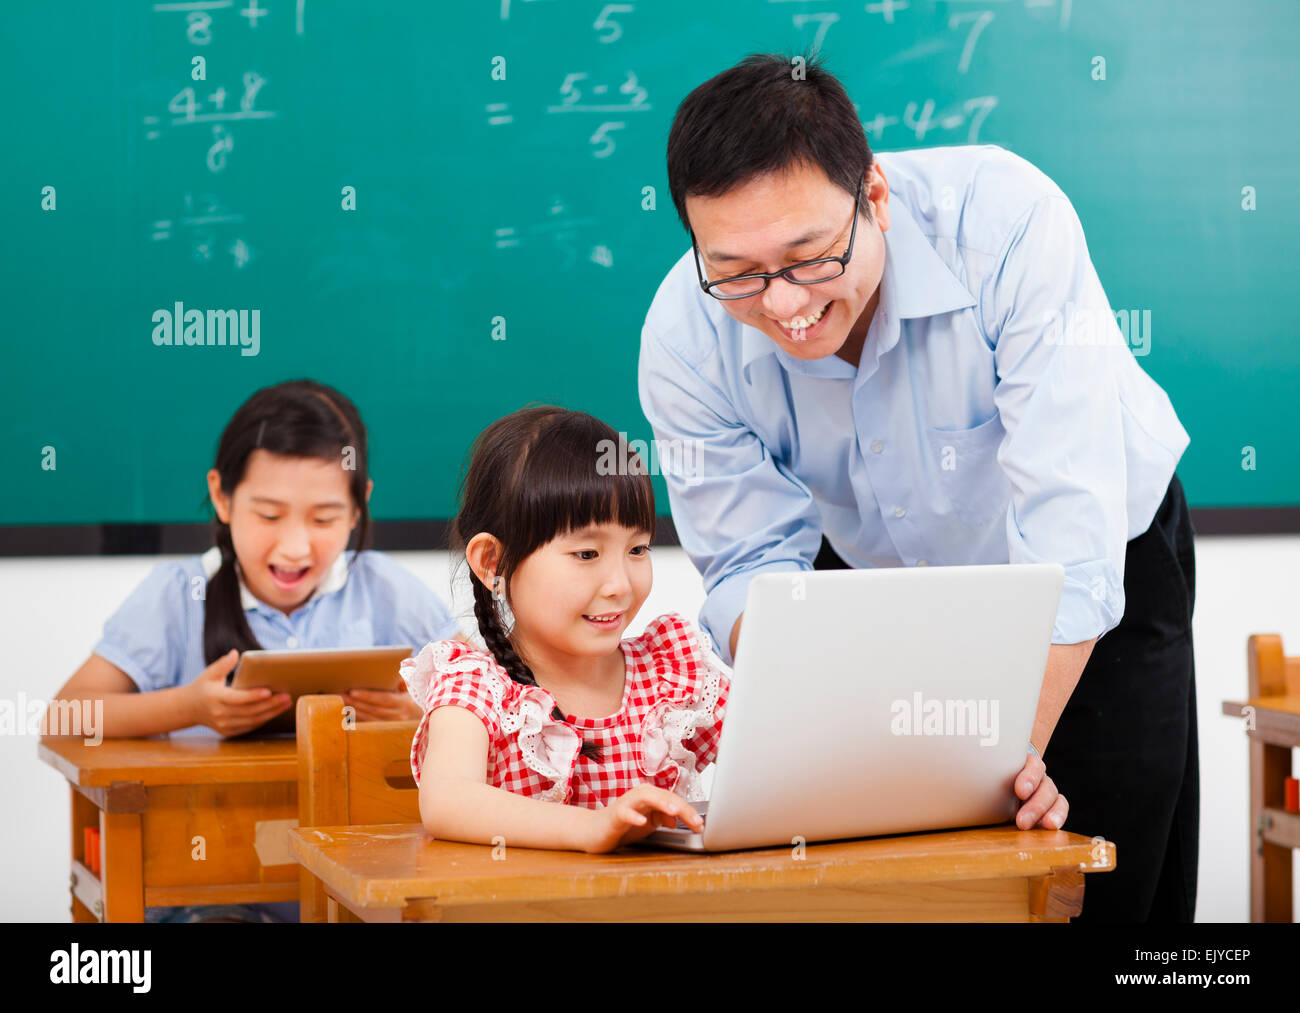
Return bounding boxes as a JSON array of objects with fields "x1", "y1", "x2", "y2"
[
  {"x1": 39, "y1": 735, "x2": 299, "y2": 921},
  {"x1": 288, "y1": 822, "x2": 1115, "y2": 922},
  {"x1": 1222, "y1": 695, "x2": 1300, "y2": 921}
]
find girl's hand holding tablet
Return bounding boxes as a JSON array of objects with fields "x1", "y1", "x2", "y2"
[
  {"x1": 341, "y1": 687, "x2": 422, "y2": 722},
  {"x1": 186, "y1": 649, "x2": 291, "y2": 737}
]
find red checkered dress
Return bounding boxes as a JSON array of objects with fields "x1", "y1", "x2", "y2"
[{"x1": 401, "y1": 612, "x2": 730, "y2": 809}]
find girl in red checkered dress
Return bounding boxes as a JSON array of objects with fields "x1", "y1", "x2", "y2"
[{"x1": 402, "y1": 406, "x2": 730, "y2": 853}]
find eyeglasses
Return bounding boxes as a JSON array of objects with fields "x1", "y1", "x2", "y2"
[{"x1": 691, "y1": 181, "x2": 864, "y2": 300}]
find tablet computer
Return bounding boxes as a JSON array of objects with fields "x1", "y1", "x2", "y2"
[{"x1": 226, "y1": 645, "x2": 413, "y2": 735}]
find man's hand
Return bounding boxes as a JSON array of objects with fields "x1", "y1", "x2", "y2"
[{"x1": 1013, "y1": 749, "x2": 1068, "y2": 830}]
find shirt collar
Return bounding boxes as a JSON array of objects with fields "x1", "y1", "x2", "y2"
[
  {"x1": 200, "y1": 546, "x2": 351, "y2": 613},
  {"x1": 739, "y1": 193, "x2": 976, "y2": 378}
]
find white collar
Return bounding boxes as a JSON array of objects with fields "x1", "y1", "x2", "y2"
[{"x1": 200, "y1": 546, "x2": 351, "y2": 612}]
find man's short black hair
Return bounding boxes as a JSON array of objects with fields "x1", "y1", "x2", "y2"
[{"x1": 666, "y1": 52, "x2": 874, "y2": 232}]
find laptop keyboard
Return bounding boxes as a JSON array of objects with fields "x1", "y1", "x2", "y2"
[{"x1": 660, "y1": 801, "x2": 708, "y2": 835}]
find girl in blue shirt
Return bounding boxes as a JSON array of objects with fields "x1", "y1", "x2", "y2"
[
  {"x1": 51, "y1": 379, "x2": 465, "y2": 739},
  {"x1": 51, "y1": 379, "x2": 466, "y2": 736}
]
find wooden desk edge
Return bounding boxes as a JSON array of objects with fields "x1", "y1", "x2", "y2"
[
  {"x1": 38, "y1": 738, "x2": 299, "y2": 787},
  {"x1": 288, "y1": 825, "x2": 1116, "y2": 912},
  {"x1": 1220, "y1": 700, "x2": 1300, "y2": 746}
]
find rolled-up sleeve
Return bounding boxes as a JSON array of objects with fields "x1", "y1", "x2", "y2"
[
  {"x1": 982, "y1": 195, "x2": 1130, "y2": 643},
  {"x1": 638, "y1": 322, "x2": 822, "y2": 667}
]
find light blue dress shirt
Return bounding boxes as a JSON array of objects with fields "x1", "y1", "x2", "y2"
[
  {"x1": 93, "y1": 547, "x2": 463, "y2": 736},
  {"x1": 639, "y1": 144, "x2": 1189, "y2": 668}
]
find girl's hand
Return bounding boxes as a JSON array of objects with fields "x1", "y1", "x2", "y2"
[
  {"x1": 1013, "y1": 750, "x2": 1068, "y2": 830},
  {"x1": 186, "y1": 649, "x2": 292, "y2": 737},
  {"x1": 342, "y1": 688, "x2": 422, "y2": 722},
  {"x1": 580, "y1": 784, "x2": 704, "y2": 854}
]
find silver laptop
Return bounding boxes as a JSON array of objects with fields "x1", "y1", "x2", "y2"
[{"x1": 641, "y1": 563, "x2": 1064, "y2": 851}]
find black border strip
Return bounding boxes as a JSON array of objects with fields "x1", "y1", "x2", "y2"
[{"x1": 0, "y1": 516, "x2": 687, "y2": 557}]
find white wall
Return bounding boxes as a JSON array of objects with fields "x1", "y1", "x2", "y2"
[{"x1": 1, "y1": 539, "x2": 1297, "y2": 922}]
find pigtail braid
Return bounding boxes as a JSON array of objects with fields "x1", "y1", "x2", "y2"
[{"x1": 472, "y1": 575, "x2": 600, "y2": 762}]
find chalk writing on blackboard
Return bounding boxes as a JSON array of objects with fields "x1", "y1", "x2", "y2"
[
  {"x1": 862, "y1": 95, "x2": 998, "y2": 145},
  {"x1": 546, "y1": 71, "x2": 650, "y2": 114},
  {"x1": 543, "y1": 70, "x2": 649, "y2": 159},
  {"x1": 144, "y1": 72, "x2": 276, "y2": 176},
  {"x1": 149, "y1": 192, "x2": 253, "y2": 271},
  {"x1": 774, "y1": 0, "x2": 1070, "y2": 76},
  {"x1": 151, "y1": 0, "x2": 306, "y2": 43},
  {"x1": 593, "y1": 4, "x2": 635, "y2": 43},
  {"x1": 493, "y1": 197, "x2": 609, "y2": 270}
]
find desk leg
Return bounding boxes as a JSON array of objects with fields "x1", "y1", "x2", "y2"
[
  {"x1": 300, "y1": 868, "x2": 327, "y2": 923},
  {"x1": 1251, "y1": 738, "x2": 1294, "y2": 922},
  {"x1": 69, "y1": 788, "x2": 100, "y2": 922},
  {"x1": 1028, "y1": 868, "x2": 1086, "y2": 922},
  {"x1": 101, "y1": 810, "x2": 145, "y2": 923}
]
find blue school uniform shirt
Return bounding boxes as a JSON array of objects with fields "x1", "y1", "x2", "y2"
[
  {"x1": 639, "y1": 144, "x2": 1190, "y2": 667},
  {"x1": 93, "y1": 547, "x2": 464, "y2": 736}
]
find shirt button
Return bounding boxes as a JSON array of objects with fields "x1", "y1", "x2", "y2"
[
  {"x1": 893, "y1": 506, "x2": 906, "y2": 518},
  {"x1": 870, "y1": 440, "x2": 884, "y2": 454},
  {"x1": 285, "y1": 636, "x2": 299, "y2": 648}
]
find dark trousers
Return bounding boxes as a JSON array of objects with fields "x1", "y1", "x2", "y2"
[{"x1": 814, "y1": 474, "x2": 1199, "y2": 922}]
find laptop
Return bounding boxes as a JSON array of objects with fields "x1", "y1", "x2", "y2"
[{"x1": 640, "y1": 563, "x2": 1064, "y2": 851}]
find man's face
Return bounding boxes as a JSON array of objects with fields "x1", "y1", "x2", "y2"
[{"x1": 686, "y1": 161, "x2": 890, "y2": 365}]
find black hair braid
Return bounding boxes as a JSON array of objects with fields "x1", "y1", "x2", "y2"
[
  {"x1": 202, "y1": 517, "x2": 263, "y2": 664},
  {"x1": 471, "y1": 576, "x2": 600, "y2": 763}
]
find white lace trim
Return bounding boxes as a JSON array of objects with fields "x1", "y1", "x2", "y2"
[
  {"x1": 401, "y1": 640, "x2": 494, "y2": 709},
  {"x1": 401, "y1": 640, "x2": 579, "y2": 803},
  {"x1": 500, "y1": 691, "x2": 580, "y2": 803},
  {"x1": 638, "y1": 625, "x2": 725, "y2": 801}
]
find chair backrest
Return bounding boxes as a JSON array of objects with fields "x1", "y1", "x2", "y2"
[
  {"x1": 1247, "y1": 634, "x2": 1300, "y2": 698},
  {"x1": 295, "y1": 694, "x2": 419, "y2": 920}
]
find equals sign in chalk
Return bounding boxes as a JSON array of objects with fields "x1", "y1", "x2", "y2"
[
  {"x1": 486, "y1": 103, "x2": 513, "y2": 125},
  {"x1": 493, "y1": 227, "x2": 520, "y2": 249},
  {"x1": 150, "y1": 220, "x2": 172, "y2": 241}
]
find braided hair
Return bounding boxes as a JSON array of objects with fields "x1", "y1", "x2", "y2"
[{"x1": 450, "y1": 405, "x2": 658, "y2": 763}]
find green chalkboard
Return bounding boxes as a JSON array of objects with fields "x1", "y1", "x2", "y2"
[{"x1": 3, "y1": 0, "x2": 1297, "y2": 527}]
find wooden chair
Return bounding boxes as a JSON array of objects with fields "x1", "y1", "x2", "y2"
[
  {"x1": 295, "y1": 694, "x2": 420, "y2": 922},
  {"x1": 1243, "y1": 635, "x2": 1300, "y2": 921}
]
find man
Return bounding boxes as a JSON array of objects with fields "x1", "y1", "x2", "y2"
[{"x1": 638, "y1": 54, "x2": 1196, "y2": 922}]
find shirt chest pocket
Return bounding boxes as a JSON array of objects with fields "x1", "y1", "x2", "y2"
[{"x1": 924, "y1": 413, "x2": 1013, "y2": 527}]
